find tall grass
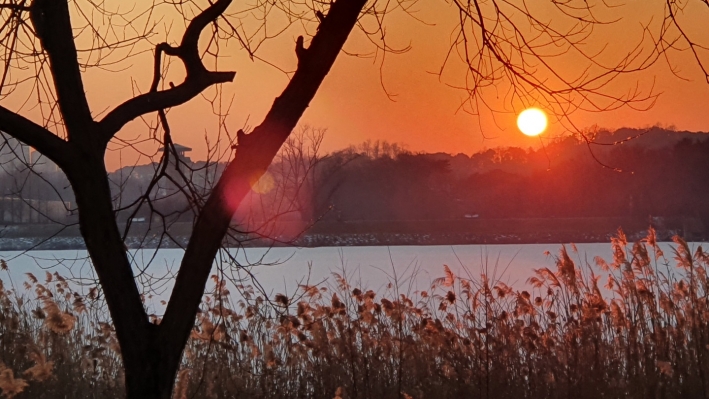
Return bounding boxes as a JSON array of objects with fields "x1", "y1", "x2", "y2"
[{"x1": 1, "y1": 229, "x2": 708, "y2": 398}]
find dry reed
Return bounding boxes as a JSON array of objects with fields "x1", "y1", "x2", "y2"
[{"x1": 0, "y1": 228, "x2": 707, "y2": 398}]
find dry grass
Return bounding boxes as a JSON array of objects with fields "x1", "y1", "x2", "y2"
[{"x1": 0, "y1": 229, "x2": 708, "y2": 398}]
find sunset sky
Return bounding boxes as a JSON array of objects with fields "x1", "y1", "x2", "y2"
[{"x1": 9, "y1": 0, "x2": 709, "y2": 168}]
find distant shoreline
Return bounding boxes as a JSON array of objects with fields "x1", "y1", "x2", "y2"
[{"x1": 1, "y1": 218, "x2": 702, "y2": 251}]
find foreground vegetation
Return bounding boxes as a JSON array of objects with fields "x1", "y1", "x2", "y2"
[{"x1": 1, "y1": 229, "x2": 708, "y2": 398}]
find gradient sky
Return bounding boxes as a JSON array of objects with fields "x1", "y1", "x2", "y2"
[{"x1": 18, "y1": 0, "x2": 709, "y2": 169}]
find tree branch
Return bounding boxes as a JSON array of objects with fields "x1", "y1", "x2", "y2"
[
  {"x1": 97, "y1": 0, "x2": 236, "y2": 143},
  {"x1": 98, "y1": 71, "x2": 235, "y2": 142},
  {"x1": 30, "y1": 0, "x2": 94, "y2": 138},
  {"x1": 157, "y1": 0, "x2": 367, "y2": 389},
  {"x1": 0, "y1": 3, "x2": 30, "y2": 12},
  {"x1": 0, "y1": 105, "x2": 74, "y2": 168}
]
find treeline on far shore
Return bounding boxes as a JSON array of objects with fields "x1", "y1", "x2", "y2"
[
  {"x1": 307, "y1": 127, "x2": 709, "y2": 224},
  {"x1": 1, "y1": 127, "x2": 708, "y2": 241}
]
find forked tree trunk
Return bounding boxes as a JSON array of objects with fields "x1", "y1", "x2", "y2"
[
  {"x1": 67, "y1": 154, "x2": 163, "y2": 397},
  {"x1": 151, "y1": 1, "x2": 368, "y2": 396},
  {"x1": 127, "y1": 341, "x2": 174, "y2": 399},
  {"x1": 1, "y1": 0, "x2": 368, "y2": 397}
]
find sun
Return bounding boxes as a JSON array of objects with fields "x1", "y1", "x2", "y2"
[{"x1": 517, "y1": 108, "x2": 548, "y2": 137}]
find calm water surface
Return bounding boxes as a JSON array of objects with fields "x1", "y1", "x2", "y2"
[{"x1": 0, "y1": 242, "x2": 701, "y2": 308}]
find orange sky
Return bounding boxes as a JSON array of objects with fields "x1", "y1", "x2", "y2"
[{"x1": 7, "y1": 1, "x2": 709, "y2": 169}]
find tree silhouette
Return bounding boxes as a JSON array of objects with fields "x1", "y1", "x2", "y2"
[
  {"x1": 0, "y1": 0, "x2": 368, "y2": 397},
  {"x1": 0, "y1": 0, "x2": 701, "y2": 398}
]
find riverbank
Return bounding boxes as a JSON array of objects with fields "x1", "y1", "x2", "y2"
[{"x1": 1, "y1": 217, "x2": 701, "y2": 250}]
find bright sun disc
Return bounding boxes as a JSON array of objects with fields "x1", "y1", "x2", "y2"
[{"x1": 517, "y1": 108, "x2": 548, "y2": 136}]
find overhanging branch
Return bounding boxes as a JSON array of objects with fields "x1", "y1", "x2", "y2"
[
  {"x1": 97, "y1": 0, "x2": 236, "y2": 143},
  {"x1": 156, "y1": 0, "x2": 368, "y2": 388},
  {"x1": 98, "y1": 70, "x2": 235, "y2": 140},
  {"x1": 0, "y1": 105, "x2": 74, "y2": 168},
  {"x1": 30, "y1": 0, "x2": 93, "y2": 137}
]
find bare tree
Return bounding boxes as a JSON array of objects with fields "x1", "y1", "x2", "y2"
[
  {"x1": 0, "y1": 0, "x2": 369, "y2": 397},
  {"x1": 272, "y1": 125, "x2": 328, "y2": 223},
  {"x1": 227, "y1": 125, "x2": 330, "y2": 243},
  {"x1": 0, "y1": 0, "x2": 702, "y2": 398}
]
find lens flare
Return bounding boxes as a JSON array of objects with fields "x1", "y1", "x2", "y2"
[{"x1": 250, "y1": 171, "x2": 275, "y2": 195}]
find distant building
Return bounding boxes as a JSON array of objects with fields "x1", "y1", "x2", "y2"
[
  {"x1": 156, "y1": 143, "x2": 193, "y2": 198},
  {"x1": 1, "y1": 132, "x2": 60, "y2": 175},
  {"x1": 0, "y1": 131, "x2": 31, "y2": 174},
  {"x1": 158, "y1": 143, "x2": 193, "y2": 164},
  {"x1": 0, "y1": 196, "x2": 72, "y2": 224},
  {"x1": 31, "y1": 151, "x2": 59, "y2": 174},
  {"x1": 1, "y1": 133, "x2": 74, "y2": 224}
]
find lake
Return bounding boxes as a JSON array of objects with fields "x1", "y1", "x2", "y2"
[{"x1": 0, "y1": 241, "x2": 701, "y2": 310}]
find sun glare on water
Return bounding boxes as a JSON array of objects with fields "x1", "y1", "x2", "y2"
[{"x1": 517, "y1": 108, "x2": 548, "y2": 137}]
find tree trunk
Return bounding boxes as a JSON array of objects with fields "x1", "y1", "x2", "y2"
[
  {"x1": 34, "y1": 0, "x2": 368, "y2": 397},
  {"x1": 157, "y1": 2, "x2": 368, "y2": 397},
  {"x1": 124, "y1": 333, "x2": 175, "y2": 399},
  {"x1": 67, "y1": 154, "x2": 175, "y2": 398}
]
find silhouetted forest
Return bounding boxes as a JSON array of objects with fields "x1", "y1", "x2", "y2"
[
  {"x1": 2, "y1": 127, "x2": 708, "y2": 229},
  {"x1": 314, "y1": 128, "x2": 709, "y2": 225}
]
